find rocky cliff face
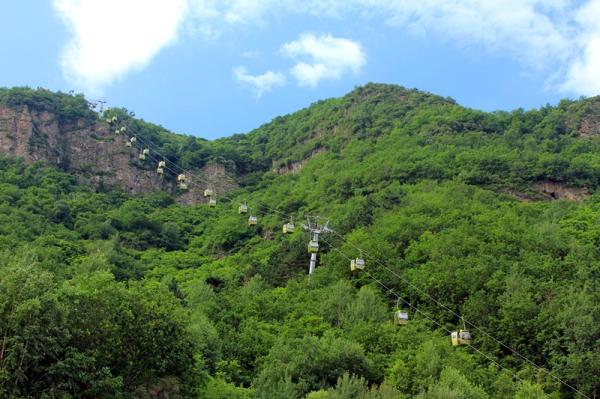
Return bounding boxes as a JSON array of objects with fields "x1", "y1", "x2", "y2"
[{"x1": 0, "y1": 105, "x2": 236, "y2": 202}]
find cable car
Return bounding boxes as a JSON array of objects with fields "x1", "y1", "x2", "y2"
[
  {"x1": 157, "y1": 161, "x2": 166, "y2": 174},
  {"x1": 451, "y1": 330, "x2": 472, "y2": 346},
  {"x1": 238, "y1": 203, "x2": 248, "y2": 214},
  {"x1": 350, "y1": 257, "x2": 365, "y2": 272},
  {"x1": 308, "y1": 240, "x2": 319, "y2": 253},
  {"x1": 177, "y1": 174, "x2": 187, "y2": 190},
  {"x1": 120, "y1": 126, "x2": 126, "y2": 133},
  {"x1": 109, "y1": 116, "x2": 117, "y2": 124},
  {"x1": 283, "y1": 221, "x2": 295, "y2": 234},
  {"x1": 248, "y1": 215, "x2": 258, "y2": 225},
  {"x1": 394, "y1": 310, "x2": 409, "y2": 325},
  {"x1": 139, "y1": 148, "x2": 149, "y2": 161},
  {"x1": 125, "y1": 140, "x2": 132, "y2": 147},
  {"x1": 204, "y1": 188, "x2": 213, "y2": 197},
  {"x1": 130, "y1": 137, "x2": 136, "y2": 144},
  {"x1": 209, "y1": 198, "x2": 217, "y2": 207}
]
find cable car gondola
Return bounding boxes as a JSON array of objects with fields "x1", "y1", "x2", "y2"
[
  {"x1": 283, "y1": 219, "x2": 295, "y2": 234},
  {"x1": 394, "y1": 310, "x2": 409, "y2": 325},
  {"x1": 209, "y1": 198, "x2": 217, "y2": 207},
  {"x1": 307, "y1": 240, "x2": 319, "y2": 253},
  {"x1": 139, "y1": 148, "x2": 149, "y2": 160},
  {"x1": 204, "y1": 188, "x2": 213, "y2": 197},
  {"x1": 177, "y1": 174, "x2": 187, "y2": 190},
  {"x1": 350, "y1": 253, "x2": 365, "y2": 272},
  {"x1": 393, "y1": 298, "x2": 409, "y2": 325},
  {"x1": 451, "y1": 321, "x2": 472, "y2": 346},
  {"x1": 157, "y1": 160, "x2": 165, "y2": 175},
  {"x1": 238, "y1": 203, "x2": 248, "y2": 214},
  {"x1": 248, "y1": 215, "x2": 258, "y2": 225}
]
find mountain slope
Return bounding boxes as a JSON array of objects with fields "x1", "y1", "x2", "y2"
[{"x1": 0, "y1": 84, "x2": 599, "y2": 398}]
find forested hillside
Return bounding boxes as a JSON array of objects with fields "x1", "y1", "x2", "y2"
[{"x1": 0, "y1": 84, "x2": 599, "y2": 398}]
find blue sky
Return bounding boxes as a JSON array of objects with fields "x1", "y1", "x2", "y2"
[{"x1": 1, "y1": 1, "x2": 600, "y2": 139}]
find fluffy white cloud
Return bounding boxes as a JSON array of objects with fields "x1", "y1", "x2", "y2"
[
  {"x1": 53, "y1": 0, "x2": 187, "y2": 93},
  {"x1": 234, "y1": 67, "x2": 286, "y2": 98},
  {"x1": 560, "y1": 0, "x2": 600, "y2": 95},
  {"x1": 54, "y1": 0, "x2": 600, "y2": 96},
  {"x1": 374, "y1": 0, "x2": 572, "y2": 68},
  {"x1": 281, "y1": 33, "x2": 366, "y2": 87}
]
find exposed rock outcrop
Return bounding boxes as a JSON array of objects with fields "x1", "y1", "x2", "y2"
[
  {"x1": 0, "y1": 105, "x2": 236, "y2": 202},
  {"x1": 272, "y1": 146, "x2": 325, "y2": 174},
  {"x1": 534, "y1": 180, "x2": 589, "y2": 201}
]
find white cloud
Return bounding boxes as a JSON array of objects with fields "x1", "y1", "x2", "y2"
[
  {"x1": 53, "y1": 0, "x2": 187, "y2": 93},
  {"x1": 53, "y1": 0, "x2": 600, "y2": 97},
  {"x1": 560, "y1": 0, "x2": 600, "y2": 95},
  {"x1": 376, "y1": 0, "x2": 572, "y2": 68},
  {"x1": 234, "y1": 67, "x2": 286, "y2": 98},
  {"x1": 281, "y1": 33, "x2": 366, "y2": 87}
]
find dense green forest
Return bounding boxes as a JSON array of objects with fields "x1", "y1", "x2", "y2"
[{"x1": 0, "y1": 84, "x2": 599, "y2": 398}]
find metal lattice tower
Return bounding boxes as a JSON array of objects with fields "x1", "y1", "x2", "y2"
[{"x1": 302, "y1": 216, "x2": 333, "y2": 275}]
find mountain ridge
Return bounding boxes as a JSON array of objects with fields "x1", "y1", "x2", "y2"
[
  {"x1": 1, "y1": 83, "x2": 599, "y2": 397},
  {"x1": 2, "y1": 83, "x2": 599, "y2": 202}
]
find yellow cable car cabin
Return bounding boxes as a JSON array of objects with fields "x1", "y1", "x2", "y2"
[
  {"x1": 130, "y1": 137, "x2": 136, "y2": 144},
  {"x1": 238, "y1": 204, "x2": 248, "y2": 214},
  {"x1": 248, "y1": 215, "x2": 258, "y2": 225},
  {"x1": 283, "y1": 222, "x2": 295, "y2": 234},
  {"x1": 178, "y1": 182, "x2": 188, "y2": 190},
  {"x1": 307, "y1": 240, "x2": 319, "y2": 253},
  {"x1": 177, "y1": 174, "x2": 186, "y2": 182},
  {"x1": 209, "y1": 198, "x2": 217, "y2": 207},
  {"x1": 157, "y1": 161, "x2": 166, "y2": 174},
  {"x1": 204, "y1": 188, "x2": 213, "y2": 197},
  {"x1": 126, "y1": 140, "x2": 132, "y2": 147},
  {"x1": 350, "y1": 257, "x2": 365, "y2": 272},
  {"x1": 120, "y1": 126, "x2": 127, "y2": 133},
  {"x1": 451, "y1": 330, "x2": 472, "y2": 346},
  {"x1": 394, "y1": 310, "x2": 409, "y2": 325},
  {"x1": 138, "y1": 148, "x2": 149, "y2": 161}
]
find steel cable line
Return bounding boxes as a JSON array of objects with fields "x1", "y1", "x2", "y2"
[
  {"x1": 127, "y1": 133, "x2": 306, "y2": 238},
  {"x1": 120, "y1": 124, "x2": 309, "y2": 222},
  {"x1": 320, "y1": 237, "x2": 531, "y2": 390},
  {"x1": 323, "y1": 232, "x2": 590, "y2": 399},
  {"x1": 121, "y1": 127, "x2": 590, "y2": 398},
  {"x1": 129, "y1": 132, "x2": 303, "y2": 221}
]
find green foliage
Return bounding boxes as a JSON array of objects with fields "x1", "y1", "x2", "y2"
[
  {"x1": 1, "y1": 84, "x2": 600, "y2": 397},
  {"x1": 0, "y1": 87, "x2": 97, "y2": 125}
]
